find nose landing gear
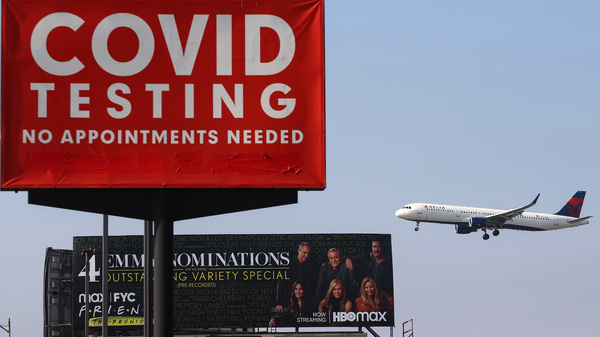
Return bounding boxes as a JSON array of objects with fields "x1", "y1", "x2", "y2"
[{"x1": 414, "y1": 222, "x2": 420, "y2": 231}]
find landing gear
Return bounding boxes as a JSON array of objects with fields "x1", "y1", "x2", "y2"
[
  {"x1": 483, "y1": 229, "x2": 499, "y2": 240},
  {"x1": 482, "y1": 228, "x2": 490, "y2": 240},
  {"x1": 414, "y1": 222, "x2": 420, "y2": 232}
]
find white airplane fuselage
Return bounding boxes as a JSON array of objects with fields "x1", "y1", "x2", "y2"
[{"x1": 395, "y1": 203, "x2": 587, "y2": 232}]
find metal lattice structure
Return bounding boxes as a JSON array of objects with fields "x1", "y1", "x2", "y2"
[{"x1": 403, "y1": 319, "x2": 413, "y2": 337}]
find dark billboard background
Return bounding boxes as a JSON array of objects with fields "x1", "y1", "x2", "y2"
[{"x1": 73, "y1": 234, "x2": 393, "y2": 329}]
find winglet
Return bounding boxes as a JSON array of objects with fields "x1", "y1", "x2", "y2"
[{"x1": 532, "y1": 193, "x2": 540, "y2": 205}]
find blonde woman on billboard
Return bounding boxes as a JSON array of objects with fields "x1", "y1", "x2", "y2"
[
  {"x1": 318, "y1": 279, "x2": 352, "y2": 313},
  {"x1": 355, "y1": 277, "x2": 394, "y2": 312}
]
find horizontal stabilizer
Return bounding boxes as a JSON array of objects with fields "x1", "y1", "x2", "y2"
[{"x1": 568, "y1": 216, "x2": 592, "y2": 225}]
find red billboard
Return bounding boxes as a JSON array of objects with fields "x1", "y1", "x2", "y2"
[{"x1": 2, "y1": 0, "x2": 325, "y2": 189}]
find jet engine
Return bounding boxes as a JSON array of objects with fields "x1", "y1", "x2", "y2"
[
  {"x1": 454, "y1": 224, "x2": 477, "y2": 234},
  {"x1": 468, "y1": 217, "x2": 487, "y2": 228}
]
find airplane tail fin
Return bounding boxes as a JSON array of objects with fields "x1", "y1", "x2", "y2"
[{"x1": 555, "y1": 191, "x2": 586, "y2": 218}]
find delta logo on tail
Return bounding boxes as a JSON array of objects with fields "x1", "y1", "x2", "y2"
[
  {"x1": 395, "y1": 191, "x2": 592, "y2": 240},
  {"x1": 555, "y1": 190, "x2": 586, "y2": 218}
]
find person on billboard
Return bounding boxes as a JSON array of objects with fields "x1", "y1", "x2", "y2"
[
  {"x1": 346, "y1": 237, "x2": 394, "y2": 296},
  {"x1": 354, "y1": 277, "x2": 394, "y2": 313},
  {"x1": 315, "y1": 248, "x2": 358, "y2": 302},
  {"x1": 269, "y1": 281, "x2": 315, "y2": 327},
  {"x1": 318, "y1": 278, "x2": 352, "y2": 313},
  {"x1": 273, "y1": 242, "x2": 318, "y2": 315}
]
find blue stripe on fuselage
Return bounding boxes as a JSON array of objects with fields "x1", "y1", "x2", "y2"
[
  {"x1": 502, "y1": 224, "x2": 546, "y2": 231},
  {"x1": 422, "y1": 220, "x2": 547, "y2": 232}
]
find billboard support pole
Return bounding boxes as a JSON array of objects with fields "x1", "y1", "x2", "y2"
[
  {"x1": 153, "y1": 191, "x2": 173, "y2": 337},
  {"x1": 361, "y1": 326, "x2": 379, "y2": 337},
  {"x1": 144, "y1": 220, "x2": 154, "y2": 337},
  {"x1": 81, "y1": 249, "x2": 101, "y2": 337},
  {"x1": 84, "y1": 252, "x2": 90, "y2": 337},
  {"x1": 102, "y1": 215, "x2": 109, "y2": 337},
  {"x1": 365, "y1": 327, "x2": 380, "y2": 337}
]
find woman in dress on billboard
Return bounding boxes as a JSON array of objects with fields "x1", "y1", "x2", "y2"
[
  {"x1": 269, "y1": 281, "x2": 315, "y2": 326},
  {"x1": 318, "y1": 278, "x2": 352, "y2": 313},
  {"x1": 354, "y1": 277, "x2": 394, "y2": 312}
]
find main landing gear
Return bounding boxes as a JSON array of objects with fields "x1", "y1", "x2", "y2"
[
  {"x1": 482, "y1": 229, "x2": 500, "y2": 240},
  {"x1": 414, "y1": 222, "x2": 420, "y2": 231}
]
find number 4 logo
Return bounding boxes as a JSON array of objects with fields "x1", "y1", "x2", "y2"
[{"x1": 79, "y1": 255, "x2": 101, "y2": 283}]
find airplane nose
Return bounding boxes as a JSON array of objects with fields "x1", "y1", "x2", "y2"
[{"x1": 395, "y1": 209, "x2": 403, "y2": 218}]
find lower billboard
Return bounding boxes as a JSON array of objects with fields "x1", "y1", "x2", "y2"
[{"x1": 72, "y1": 234, "x2": 394, "y2": 329}]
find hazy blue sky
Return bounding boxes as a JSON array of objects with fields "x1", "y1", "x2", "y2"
[{"x1": 1, "y1": 1, "x2": 599, "y2": 336}]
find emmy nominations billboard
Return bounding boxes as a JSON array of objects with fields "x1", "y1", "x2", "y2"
[
  {"x1": 73, "y1": 234, "x2": 394, "y2": 330},
  {"x1": 2, "y1": 0, "x2": 325, "y2": 189}
]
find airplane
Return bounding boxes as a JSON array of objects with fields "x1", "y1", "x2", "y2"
[{"x1": 394, "y1": 191, "x2": 592, "y2": 240}]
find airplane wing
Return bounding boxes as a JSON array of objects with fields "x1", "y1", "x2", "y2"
[{"x1": 484, "y1": 194, "x2": 540, "y2": 227}]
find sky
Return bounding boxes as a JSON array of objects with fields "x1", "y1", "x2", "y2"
[{"x1": 1, "y1": 0, "x2": 599, "y2": 336}]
